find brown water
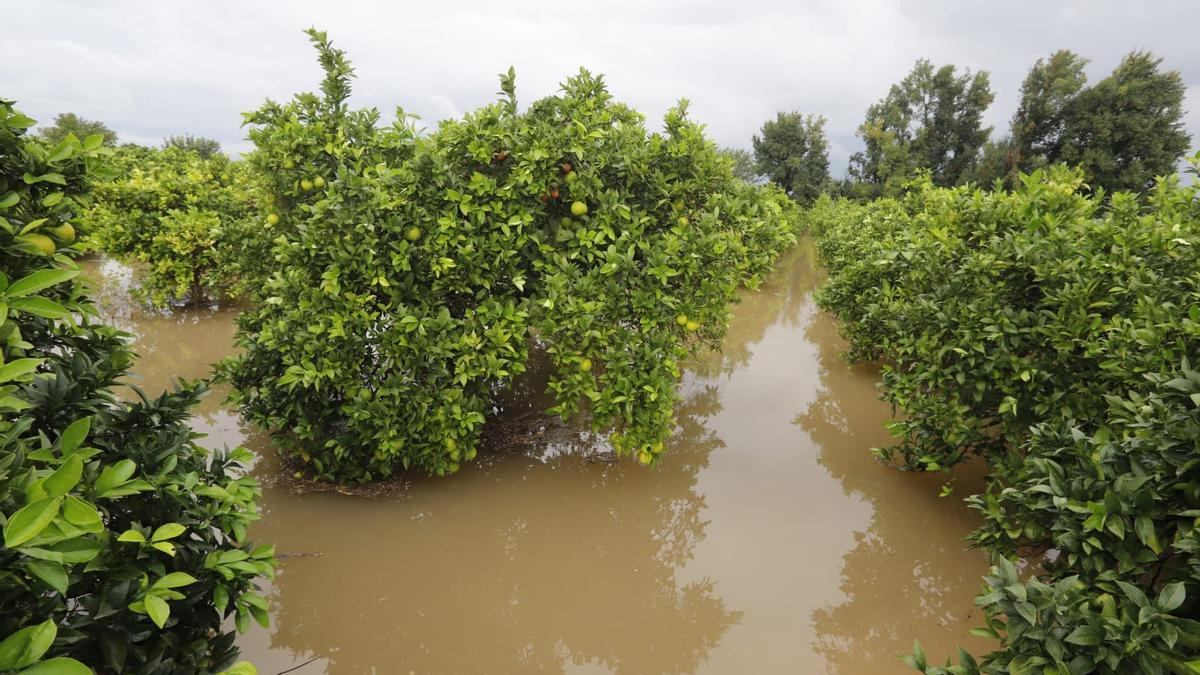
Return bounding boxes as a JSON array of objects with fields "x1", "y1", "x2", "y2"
[{"x1": 83, "y1": 243, "x2": 993, "y2": 674}]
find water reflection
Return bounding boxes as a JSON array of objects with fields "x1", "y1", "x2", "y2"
[
  {"x1": 84, "y1": 244, "x2": 994, "y2": 674},
  {"x1": 798, "y1": 298, "x2": 993, "y2": 672}
]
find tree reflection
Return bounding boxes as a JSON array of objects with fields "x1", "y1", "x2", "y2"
[
  {"x1": 796, "y1": 308, "x2": 993, "y2": 673},
  {"x1": 255, "y1": 356, "x2": 740, "y2": 674}
]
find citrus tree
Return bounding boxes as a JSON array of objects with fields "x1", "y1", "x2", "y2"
[
  {"x1": 220, "y1": 31, "x2": 799, "y2": 482},
  {"x1": 87, "y1": 145, "x2": 268, "y2": 307},
  {"x1": 808, "y1": 163, "x2": 1200, "y2": 672},
  {"x1": 0, "y1": 99, "x2": 274, "y2": 673}
]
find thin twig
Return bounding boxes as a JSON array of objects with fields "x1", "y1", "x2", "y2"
[{"x1": 276, "y1": 656, "x2": 322, "y2": 675}]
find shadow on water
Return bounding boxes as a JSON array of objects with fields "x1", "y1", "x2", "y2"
[{"x1": 83, "y1": 242, "x2": 992, "y2": 674}]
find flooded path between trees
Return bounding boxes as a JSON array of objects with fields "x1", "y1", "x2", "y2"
[{"x1": 83, "y1": 241, "x2": 993, "y2": 674}]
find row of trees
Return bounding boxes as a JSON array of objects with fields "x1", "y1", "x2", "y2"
[
  {"x1": 748, "y1": 49, "x2": 1191, "y2": 203},
  {"x1": 807, "y1": 163, "x2": 1200, "y2": 671}
]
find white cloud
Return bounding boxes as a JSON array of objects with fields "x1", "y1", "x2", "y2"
[{"x1": 4, "y1": 0, "x2": 1198, "y2": 173}]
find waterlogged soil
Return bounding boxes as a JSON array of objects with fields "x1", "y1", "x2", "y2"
[{"x1": 82, "y1": 242, "x2": 994, "y2": 674}]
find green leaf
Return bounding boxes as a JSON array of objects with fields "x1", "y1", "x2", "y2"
[
  {"x1": 3, "y1": 497, "x2": 62, "y2": 548},
  {"x1": 0, "y1": 358, "x2": 43, "y2": 383},
  {"x1": 20, "y1": 657, "x2": 94, "y2": 675},
  {"x1": 58, "y1": 417, "x2": 90, "y2": 454},
  {"x1": 0, "y1": 619, "x2": 56, "y2": 670},
  {"x1": 0, "y1": 192, "x2": 19, "y2": 209},
  {"x1": 144, "y1": 595, "x2": 170, "y2": 629},
  {"x1": 94, "y1": 460, "x2": 136, "y2": 497},
  {"x1": 116, "y1": 529, "x2": 145, "y2": 543},
  {"x1": 6, "y1": 270, "x2": 78, "y2": 298},
  {"x1": 61, "y1": 496, "x2": 102, "y2": 532},
  {"x1": 1064, "y1": 624, "x2": 1103, "y2": 646},
  {"x1": 151, "y1": 572, "x2": 197, "y2": 590},
  {"x1": 151, "y1": 523, "x2": 186, "y2": 542},
  {"x1": 43, "y1": 454, "x2": 83, "y2": 497},
  {"x1": 8, "y1": 297, "x2": 69, "y2": 319},
  {"x1": 24, "y1": 560, "x2": 68, "y2": 594},
  {"x1": 1158, "y1": 582, "x2": 1186, "y2": 612}
]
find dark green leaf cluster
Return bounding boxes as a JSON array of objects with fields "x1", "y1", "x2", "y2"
[
  {"x1": 977, "y1": 50, "x2": 1191, "y2": 194},
  {"x1": 808, "y1": 159, "x2": 1200, "y2": 672},
  {"x1": 751, "y1": 112, "x2": 830, "y2": 204},
  {"x1": 221, "y1": 31, "x2": 800, "y2": 482},
  {"x1": 0, "y1": 99, "x2": 274, "y2": 674}
]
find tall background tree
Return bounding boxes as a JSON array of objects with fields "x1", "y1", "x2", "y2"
[
  {"x1": 972, "y1": 49, "x2": 1190, "y2": 193},
  {"x1": 37, "y1": 111, "x2": 118, "y2": 145},
  {"x1": 1058, "y1": 51, "x2": 1191, "y2": 193},
  {"x1": 847, "y1": 59, "x2": 993, "y2": 196},
  {"x1": 752, "y1": 112, "x2": 830, "y2": 204},
  {"x1": 720, "y1": 147, "x2": 762, "y2": 183}
]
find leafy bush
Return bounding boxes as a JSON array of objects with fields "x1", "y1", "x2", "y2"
[
  {"x1": 220, "y1": 31, "x2": 799, "y2": 482},
  {"x1": 88, "y1": 145, "x2": 268, "y2": 307},
  {"x1": 809, "y1": 161, "x2": 1200, "y2": 672},
  {"x1": 0, "y1": 99, "x2": 275, "y2": 673}
]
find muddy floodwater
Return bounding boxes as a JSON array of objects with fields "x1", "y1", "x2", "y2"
[{"x1": 83, "y1": 242, "x2": 993, "y2": 674}]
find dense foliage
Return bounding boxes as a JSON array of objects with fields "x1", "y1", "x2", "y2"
[
  {"x1": 847, "y1": 59, "x2": 994, "y2": 197},
  {"x1": 87, "y1": 145, "x2": 268, "y2": 307},
  {"x1": 220, "y1": 31, "x2": 799, "y2": 483},
  {"x1": 974, "y1": 50, "x2": 1190, "y2": 194},
  {"x1": 0, "y1": 99, "x2": 273, "y2": 673},
  {"x1": 751, "y1": 112, "x2": 829, "y2": 204},
  {"x1": 808, "y1": 160, "x2": 1200, "y2": 673}
]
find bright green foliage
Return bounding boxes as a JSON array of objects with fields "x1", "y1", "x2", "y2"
[
  {"x1": 88, "y1": 145, "x2": 267, "y2": 306},
  {"x1": 221, "y1": 31, "x2": 799, "y2": 482},
  {"x1": 0, "y1": 99, "x2": 274, "y2": 673},
  {"x1": 809, "y1": 160, "x2": 1200, "y2": 671},
  {"x1": 751, "y1": 112, "x2": 830, "y2": 204},
  {"x1": 847, "y1": 59, "x2": 994, "y2": 196}
]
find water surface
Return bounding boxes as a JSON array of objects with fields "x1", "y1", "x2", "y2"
[{"x1": 84, "y1": 243, "x2": 992, "y2": 674}]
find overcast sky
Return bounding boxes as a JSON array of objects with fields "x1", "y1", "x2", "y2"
[{"x1": 5, "y1": 1, "x2": 1199, "y2": 176}]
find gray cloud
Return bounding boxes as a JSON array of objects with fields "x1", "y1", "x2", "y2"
[{"x1": 4, "y1": 0, "x2": 1198, "y2": 175}]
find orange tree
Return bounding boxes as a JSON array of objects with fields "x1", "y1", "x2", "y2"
[
  {"x1": 0, "y1": 99, "x2": 274, "y2": 673},
  {"x1": 220, "y1": 31, "x2": 799, "y2": 482},
  {"x1": 87, "y1": 145, "x2": 268, "y2": 307},
  {"x1": 809, "y1": 165, "x2": 1200, "y2": 673}
]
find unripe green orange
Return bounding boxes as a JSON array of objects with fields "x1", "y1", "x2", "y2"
[
  {"x1": 686, "y1": 320, "x2": 700, "y2": 332},
  {"x1": 50, "y1": 223, "x2": 76, "y2": 242},
  {"x1": 675, "y1": 313, "x2": 688, "y2": 327},
  {"x1": 22, "y1": 233, "x2": 56, "y2": 255},
  {"x1": 266, "y1": 214, "x2": 280, "y2": 226},
  {"x1": 677, "y1": 216, "x2": 689, "y2": 226},
  {"x1": 564, "y1": 170, "x2": 577, "y2": 183},
  {"x1": 579, "y1": 358, "x2": 593, "y2": 373},
  {"x1": 464, "y1": 447, "x2": 477, "y2": 461},
  {"x1": 405, "y1": 226, "x2": 422, "y2": 242},
  {"x1": 313, "y1": 176, "x2": 326, "y2": 188},
  {"x1": 637, "y1": 450, "x2": 653, "y2": 466},
  {"x1": 570, "y1": 201, "x2": 588, "y2": 216},
  {"x1": 283, "y1": 159, "x2": 295, "y2": 169},
  {"x1": 445, "y1": 437, "x2": 458, "y2": 453},
  {"x1": 300, "y1": 178, "x2": 314, "y2": 191}
]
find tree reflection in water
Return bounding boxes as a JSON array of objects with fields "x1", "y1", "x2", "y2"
[
  {"x1": 797, "y1": 307, "x2": 994, "y2": 673},
  {"x1": 252, "y1": 351, "x2": 741, "y2": 674}
]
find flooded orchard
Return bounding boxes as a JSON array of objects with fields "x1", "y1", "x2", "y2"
[{"x1": 83, "y1": 242, "x2": 993, "y2": 674}]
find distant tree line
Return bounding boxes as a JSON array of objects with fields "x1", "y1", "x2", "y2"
[
  {"x1": 35, "y1": 112, "x2": 225, "y2": 157},
  {"x1": 748, "y1": 49, "x2": 1191, "y2": 201}
]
